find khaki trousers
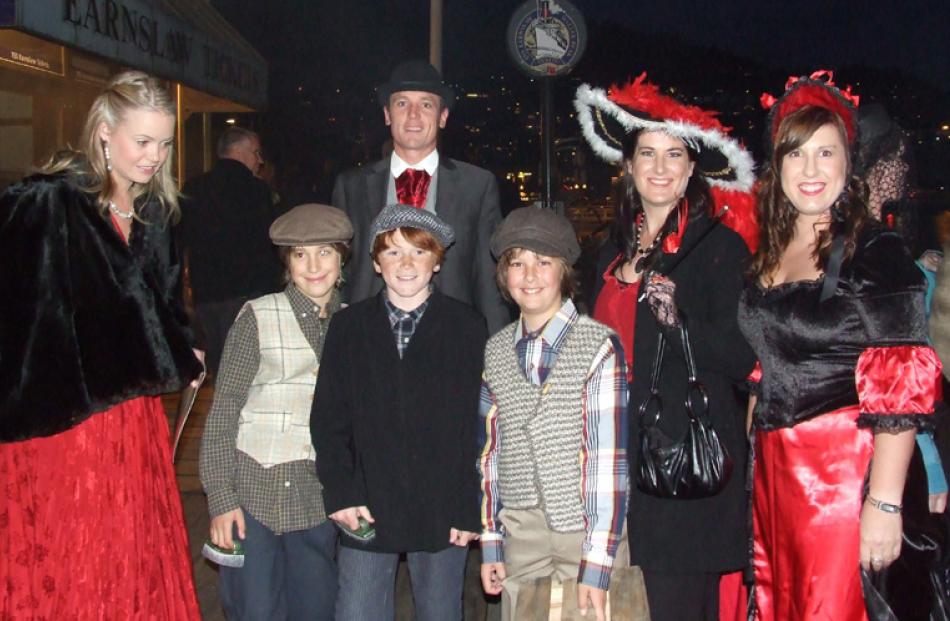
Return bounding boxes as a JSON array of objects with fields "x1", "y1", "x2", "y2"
[{"x1": 499, "y1": 508, "x2": 630, "y2": 621}]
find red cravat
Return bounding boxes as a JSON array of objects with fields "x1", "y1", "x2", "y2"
[{"x1": 395, "y1": 168, "x2": 432, "y2": 209}]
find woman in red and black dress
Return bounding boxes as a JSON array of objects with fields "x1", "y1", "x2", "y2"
[
  {"x1": 0, "y1": 71, "x2": 203, "y2": 618},
  {"x1": 740, "y1": 73, "x2": 942, "y2": 620}
]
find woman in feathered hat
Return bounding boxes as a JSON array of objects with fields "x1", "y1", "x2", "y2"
[
  {"x1": 576, "y1": 74, "x2": 758, "y2": 619},
  {"x1": 740, "y1": 71, "x2": 942, "y2": 620}
]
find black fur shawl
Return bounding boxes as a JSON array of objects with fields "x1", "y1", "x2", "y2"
[{"x1": 0, "y1": 172, "x2": 203, "y2": 441}]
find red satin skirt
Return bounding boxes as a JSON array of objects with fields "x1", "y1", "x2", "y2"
[
  {"x1": 753, "y1": 405, "x2": 873, "y2": 621},
  {"x1": 0, "y1": 396, "x2": 200, "y2": 619}
]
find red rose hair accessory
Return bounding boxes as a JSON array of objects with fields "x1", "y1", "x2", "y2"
[{"x1": 761, "y1": 70, "x2": 860, "y2": 146}]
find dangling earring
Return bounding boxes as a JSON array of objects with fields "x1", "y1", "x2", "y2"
[{"x1": 103, "y1": 142, "x2": 113, "y2": 171}]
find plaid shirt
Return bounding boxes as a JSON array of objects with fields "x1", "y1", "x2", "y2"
[
  {"x1": 478, "y1": 299, "x2": 629, "y2": 590},
  {"x1": 384, "y1": 296, "x2": 429, "y2": 358},
  {"x1": 199, "y1": 284, "x2": 340, "y2": 534}
]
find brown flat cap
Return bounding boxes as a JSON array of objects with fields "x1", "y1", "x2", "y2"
[
  {"x1": 490, "y1": 207, "x2": 580, "y2": 264},
  {"x1": 269, "y1": 203, "x2": 354, "y2": 246}
]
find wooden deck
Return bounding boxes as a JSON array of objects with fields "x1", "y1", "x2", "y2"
[{"x1": 162, "y1": 387, "x2": 499, "y2": 620}]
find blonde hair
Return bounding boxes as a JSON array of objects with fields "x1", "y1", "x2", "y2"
[{"x1": 42, "y1": 70, "x2": 181, "y2": 223}]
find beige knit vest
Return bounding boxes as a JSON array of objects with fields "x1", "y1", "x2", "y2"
[
  {"x1": 236, "y1": 293, "x2": 318, "y2": 467},
  {"x1": 483, "y1": 315, "x2": 614, "y2": 532}
]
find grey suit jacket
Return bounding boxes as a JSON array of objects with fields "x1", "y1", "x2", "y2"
[{"x1": 332, "y1": 156, "x2": 511, "y2": 334}]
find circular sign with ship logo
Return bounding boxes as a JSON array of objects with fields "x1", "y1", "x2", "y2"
[{"x1": 507, "y1": 0, "x2": 586, "y2": 78}]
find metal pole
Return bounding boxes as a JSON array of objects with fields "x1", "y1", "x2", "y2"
[
  {"x1": 540, "y1": 78, "x2": 554, "y2": 210},
  {"x1": 429, "y1": 0, "x2": 443, "y2": 72}
]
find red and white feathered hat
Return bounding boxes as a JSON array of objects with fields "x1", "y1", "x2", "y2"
[
  {"x1": 760, "y1": 69, "x2": 860, "y2": 149},
  {"x1": 574, "y1": 73, "x2": 756, "y2": 193}
]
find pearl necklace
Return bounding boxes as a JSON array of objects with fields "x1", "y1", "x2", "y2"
[
  {"x1": 108, "y1": 200, "x2": 135, "y2": 220},
  {"x1": 634, "y1": 216, "x2": 665, "y2": 272}
]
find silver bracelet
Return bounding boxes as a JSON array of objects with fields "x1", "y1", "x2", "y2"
[{"x1": 866, "y1": 495, "x2": 902, "y2": 514}]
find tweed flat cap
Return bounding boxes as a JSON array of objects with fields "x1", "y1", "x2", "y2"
[
  {"x1": 369, "y1": 204, "x2": 455, "y2": 248},
  {"x1": 490, "y1": 207, "x2": 580, "y2": 265},
  {"x1": 269, "y1": 203, "x2": 354, "y2": 246}
]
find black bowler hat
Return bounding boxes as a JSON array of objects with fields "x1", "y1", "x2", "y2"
[{"x1": 376, "y1": 60, "x2": 456, "y2": 110}]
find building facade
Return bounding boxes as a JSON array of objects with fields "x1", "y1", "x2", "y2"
[{"x1": 0, "y1": 0, "x2": 266, "y2": 188}]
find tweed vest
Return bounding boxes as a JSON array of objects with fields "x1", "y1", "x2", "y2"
[
  {"x1": 236, "y1": 293, "x2": 318, "y2": 467},
  {"x1": 483, "y1": 315, "x2": 615, "y2": 532}
]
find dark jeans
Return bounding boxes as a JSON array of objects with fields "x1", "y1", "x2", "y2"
[
  {"x1": 642, "y1": 569, "x2": 720, "y2": 621},
  {"x1": 336, "y1": 544, "x2": 468, "y2": 621},
  {"x1": 195, "y1": 297, "x2": 249, "y2": 378},
  {"x1": 219, "y1": 511, "x2": 337, "y2": 621}
]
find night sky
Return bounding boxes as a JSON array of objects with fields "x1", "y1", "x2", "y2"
[{"x1": 211, "y1": 0, "x2": 950, "y2": 94}]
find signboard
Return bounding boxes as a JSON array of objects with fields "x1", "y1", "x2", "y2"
[
  {"x1": 507, "y1": 0, "x2": 586, "y2": 78},
  {"x1": 2, "y1": 0, "x2": 267, "y2": 109},
  {"x1": 0, "y1": 30, "x2": 65, "y2": 75}
]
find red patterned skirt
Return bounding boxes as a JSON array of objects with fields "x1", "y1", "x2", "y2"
[{"x1": 0, "y1": 396, "x2": 200, "y2": 619}]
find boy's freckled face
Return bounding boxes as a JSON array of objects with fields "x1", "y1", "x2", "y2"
[
  {"x1": 373, "y1": 229, "x2": 441, "y2": 311},
  {"x1": 506, "y1": 249, "x2": 564, "y2": 328}
]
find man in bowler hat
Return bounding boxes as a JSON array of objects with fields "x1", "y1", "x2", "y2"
[{"x1": 331, "y1": 60, "x2": 510, "y2": 334}]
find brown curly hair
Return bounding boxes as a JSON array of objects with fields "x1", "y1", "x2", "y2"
[{"x1": 749, "y1": 105, "x2": 871, "y2": 284}]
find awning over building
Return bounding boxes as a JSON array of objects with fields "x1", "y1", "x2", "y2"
[{"x1": 0, "y1": 0, "x2": 267, "y2": 109}]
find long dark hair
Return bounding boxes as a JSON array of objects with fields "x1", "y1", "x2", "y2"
[
  {"x1": 749, "y1": 106, "x2": 871, "y2": 284},
  {"x1": 613, "y1": 128, "x2": 714, "y2": 270}
]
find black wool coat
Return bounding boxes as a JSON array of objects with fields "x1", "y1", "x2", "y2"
[
  {"x1": 0, "y1": 172, "x2": 203, "y2": 442},
  {"x1": 592, "y1": 214, "x2": 756, "y2": 573},
  {"x1": 179, "y1": 158, "x2": 281, "y2": 304},
  {"x1": 310, "y1": 289, "x2": 487, "y2": 553}
]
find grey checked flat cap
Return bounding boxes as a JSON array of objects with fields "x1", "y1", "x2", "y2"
[
  {"x1": 490, "y1": 207, "x2": 580, "y2": 264},
  {"x1": 369, "y1": 203, "x2": 455, "y2": 248},
  {"x1": 269, "y1": 203, "x2": 353, "y2": 246}
]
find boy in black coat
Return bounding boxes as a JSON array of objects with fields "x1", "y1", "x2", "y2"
[{"x1": 310, "y1": 203, "x2": 487, "y2": 621}]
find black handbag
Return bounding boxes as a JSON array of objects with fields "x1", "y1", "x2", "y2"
[{"x1": 635, "y1": 317, "x2": 733, "y2": 499}]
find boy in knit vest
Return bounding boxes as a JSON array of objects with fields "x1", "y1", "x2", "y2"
[
  {"x1": 311, "y1": 204, "x2": 487, "y2": 621},
  {"x1": 199, "y1": 203, "x2": 353, "y2": 620},
  {"x1": 478, "y1": 207, "x2": 630, "y2": 621}
]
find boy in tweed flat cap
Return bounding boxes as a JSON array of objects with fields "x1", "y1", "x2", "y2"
[
  {"x1": 478, "y1": 207, "x2": 631, "y2": 620},
  {"x1": 311, "y1": 203, "x2": 488, "y2": 620},
  {"x1": 200, "y1": 203, "x2": 353, "y2": 619}
]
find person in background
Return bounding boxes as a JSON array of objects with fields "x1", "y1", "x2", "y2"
[
  {"x1": 180, "y1": 126, "x2": 282, "y2": 378},
  {"x1": 860, "y1": 102, "x2": 947, "y2": 514},
  {"x1": 0, "y1": 70, "x2": 203, "y2": 619},
  {"x1": 200, "y1": 203, "x2": 353, "y2": 620}
]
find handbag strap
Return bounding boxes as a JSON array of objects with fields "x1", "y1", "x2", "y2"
[
  {"x1": 679, "y1": 317, "x2": 698, "y2": 381},
  {"x1": 640, "y1": 316, "x2": 710, "y2": 428},
  {"x1": 638, "y1": 329, "x2": 667, "y2": 429},
  {"x1": 679, "y1": 317, "x2": 710, "y2": 422}
]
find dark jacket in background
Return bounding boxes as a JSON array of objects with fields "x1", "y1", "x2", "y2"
[
  {"x1": 592, "y1": 215, "x2": 756, "y2": 573},
  {"x1": 310, "y1": 290, "x2": 487, "y2": 553},
  {"x1": 0, "y1": 172, "x2": 202, "y2": 441},
  {"x1": 179, "y1": 158, "x2": 281, "y2": 304}
]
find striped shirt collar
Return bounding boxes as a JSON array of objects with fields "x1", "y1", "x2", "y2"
[{"x1": 513, "y1": 298, "x2": 577, "y2": 353}]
